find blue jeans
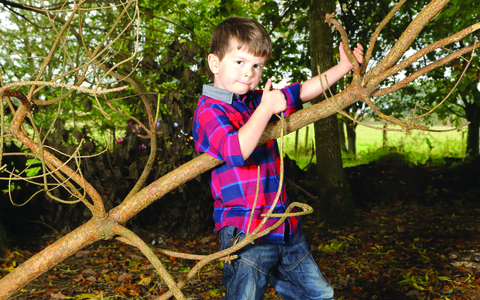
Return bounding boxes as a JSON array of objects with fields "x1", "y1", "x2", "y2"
[{"x1": 219, "y1": 226, "x2": 334, "y2": 300}]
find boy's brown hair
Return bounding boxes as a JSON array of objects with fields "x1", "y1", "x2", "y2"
[{"x1": 210, "y1": 16, "x2": 272, "y2": 61}]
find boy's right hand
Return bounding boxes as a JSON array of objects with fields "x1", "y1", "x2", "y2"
[
  {"x1": 238, "y1": 78, "x2": 287, "y2": 160},
  {"x1": 260, "y1": 78, "x2": 287, "y2": 115}
]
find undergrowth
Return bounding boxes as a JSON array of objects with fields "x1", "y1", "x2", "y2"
[{"x1": 283, "y1": 124, "x2": 467, "y2": 169}]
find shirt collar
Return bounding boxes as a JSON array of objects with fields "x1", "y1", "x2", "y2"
[{"x1": 202, "y1": 84, "x2": 241, "y2": 105}]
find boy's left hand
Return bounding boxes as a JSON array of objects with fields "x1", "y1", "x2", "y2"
[{"x1": 339, "y1": 42, "x2": 364, "y2": 70}]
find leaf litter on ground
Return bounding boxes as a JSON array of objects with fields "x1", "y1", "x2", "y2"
[{"x1": 2, "y1": 200, "x2": 479, "y2": 300}]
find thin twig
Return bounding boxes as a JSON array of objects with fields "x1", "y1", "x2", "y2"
[
  {"x1": 0, "y1": 81, "x2": 128, "y2": 95},
  {"x1": 361, "y1": 0, "x2": 407, "y2": 75},
  {"x1": 27, "y1": 0, "x2": 87, "y2": 100},
  {"x1": 113, "y1": 225, "x2": 186, "y2": 300},
  {"x1": 413, "y1": 38, "x2": 477, "y2": 120},
  {"x1": 247, "y1": 166, "x2": 261, "y2": 234},
  {"x1": 149, "y1": 245, "x2": 237, "y2": 262}
]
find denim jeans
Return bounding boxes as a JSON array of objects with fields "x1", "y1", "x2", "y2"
[{"x1": 219, "y1": 226, "x2": 334, "y2": 300}]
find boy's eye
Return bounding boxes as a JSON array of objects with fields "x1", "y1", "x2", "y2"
[
  {"x1": 253, "y1": 64, "x2": 262, "y2": 70},
  {"x1": 236, "y1": 61, "x2": 244, "y2": 65}
]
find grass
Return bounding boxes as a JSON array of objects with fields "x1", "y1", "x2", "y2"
[{"x1": 281, "y1": 122, "x2": 468, "y2": 169}]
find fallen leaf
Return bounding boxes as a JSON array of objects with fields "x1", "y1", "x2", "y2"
[
  {"x1": 72, "y1": 274, "x2": 85, "y2": 282},
  {"x1": 75, "y1": 250, "x2": 90, "y2": 257},
  {"x1": 5, "y1": 250, "x2": 14, "y2": 259},
  {"x1": 50, "y1": 292, "x2": 66, "y2": 299},
  {"x1": 118, "y1": 272, "x2": 132, "y2": 283},
  {"x1": 82, "y1": 269, "x2": 97, "y2": 276},
  {"x1": 4, "y1": 261, "x2": 16, "y2": 272},
  {"x1": 352, "y1": 286, "x2": 363, "y2": 293},
  {"x1": 74, "y1": 293, "x2": 100, "y2": 299},
  {"x1": 137, "y1": 276, "x2": 152, "y2": 286},
  {"x1": 129, "y1": 254, "x2": 144, "y2": 261}
]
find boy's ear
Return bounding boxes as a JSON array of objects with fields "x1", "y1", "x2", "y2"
[{"x1": 208, "y1": 53, "x2": 219, "y2": 75}]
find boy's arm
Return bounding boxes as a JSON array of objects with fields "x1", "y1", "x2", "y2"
[
  {"x1": 193, "y1": 81, "x2": 290, "y2": 164},
  {"x1": 193, "y1": 100, "x2": 245, "y2": 167},
  {"x1": 237, "y1": 79, "x2": 287, "y2": 160},
  {"x1": 236, "y1": 42, "x2": 363, "y2": 160},
  {"x1": 300, "y1": 42, "x2": 363, "y2": 103}
]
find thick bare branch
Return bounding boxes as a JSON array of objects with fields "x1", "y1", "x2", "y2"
[
  {"x1": 367, "y1": 0, "x2": 449, "y2": 81},
  {"x1": 361, "y1": 0, "x2": 407, "y2": 74},
  {"x1": 373, "y1": 42, "x2": 480, "y2": 97},
  {"x1": 373, "y1": 21, "x2": 480, "y2": 86},
  {"x1": 0, "y1": 218, "x2": 115, "y2": 298},
  {"x1": 6, "y1": 91, "x2": 106, "y2": 217},
  {"x1": 325, "y1": 14, "x2": 360, "y2": 76}
]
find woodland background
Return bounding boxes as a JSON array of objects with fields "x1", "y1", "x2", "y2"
[{"x1": 0, "y1": 0, "x2": 479, "y2": 299}]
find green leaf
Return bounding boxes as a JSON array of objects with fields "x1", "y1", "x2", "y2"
[
  {"x1": 438, "y1": 276, "x2": 452, "y2": 281},
  {"x1": 425, "y1": 138, "x2": 434, "y2": 151}
]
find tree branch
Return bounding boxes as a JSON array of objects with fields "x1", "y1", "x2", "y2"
[
  {"x1": 361, "y1": 0, "x2": 407, "y2": 74},
  {"x1": 367, "y1": 0, "x2": 449, "y2": 81},
  {"x1": 325, "y1": 14, "x2": 360, "y2": 76},
  {"x1": 113, "y1": 225, "x2": 186, "y2": 300},
  {"x1": 373, "y1": 42, "x2": 480, "y2": 97},
  {"x1": 373, "y1": 22, "x2": 480, "y2": 86}
]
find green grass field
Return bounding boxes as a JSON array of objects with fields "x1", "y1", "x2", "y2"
[{"x1": 282, "y1": 122, "x2": 468, "y2": 169}]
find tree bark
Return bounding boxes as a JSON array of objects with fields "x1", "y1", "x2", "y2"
[
  {"x1": 345, "y1": 117, "x2": 357, "y2": 156},
  {"x1": 309, "y1": 0, "x2": 357, "y2": 226},
  {"x1": 383, "y1": 122, "x2": 388, "y2": 147},
  {"x1": 0, "y1": 223, "x2": 8, "y2": 258},
  {"x1": 465, "y1": 101, "x2": 480, "y2": 157},
  {"x1": 338, "y1": 116, "x2": 348, "y2": 152}
]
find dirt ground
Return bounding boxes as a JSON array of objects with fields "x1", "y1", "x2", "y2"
[{"x1": 1, "y1": 155, "x2": 480, "y2": 299}]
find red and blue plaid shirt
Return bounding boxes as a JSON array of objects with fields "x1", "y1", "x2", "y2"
[{"x1": 193, "y1": 83, "x2": 303, "y2": 244}]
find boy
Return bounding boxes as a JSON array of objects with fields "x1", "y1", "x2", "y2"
[{"x1": 193, "y1": 16, "x2": 363, "y2": 300}]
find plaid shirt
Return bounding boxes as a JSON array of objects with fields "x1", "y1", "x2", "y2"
[{"x1": 193, "y1": 83, "x2": 303, "y2": 244}]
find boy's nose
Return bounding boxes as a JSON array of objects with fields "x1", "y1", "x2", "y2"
[{"x1": 244, "y1": 67, "x2": 253, "y2": 77}]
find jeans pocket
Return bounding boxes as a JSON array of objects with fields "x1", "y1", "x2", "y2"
[{"x1": 220, "y1": 226, "x2": 243, "y2": 250}]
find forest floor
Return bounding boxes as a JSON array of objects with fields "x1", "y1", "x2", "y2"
[{"x1": 1, "y1": 154, "x2": 480, "y2": 300}]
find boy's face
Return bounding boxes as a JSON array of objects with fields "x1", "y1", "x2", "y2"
[{"x1": 208, "y1": 39, "x2": 266, "y2": 95}]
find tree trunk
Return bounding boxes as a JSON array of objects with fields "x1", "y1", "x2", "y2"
[
  {"x1": 383, "y1": 122, "x2": 388, "y2": 147},
  {"x1": 345, "y1": 117, "x2": 357, "y2": 156},
  {"x1": 309, "y1": 0, "x2": 357, "y2": 226},
  {"x1": 0, "y1": 223, "x2": 8, "y2": 258},
  {"x1": 338, "y1": 116, "x2": 348, "y2": 152},
  {"x1": 465, "y1": 101, "x2": 480, "y2": 157}
]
